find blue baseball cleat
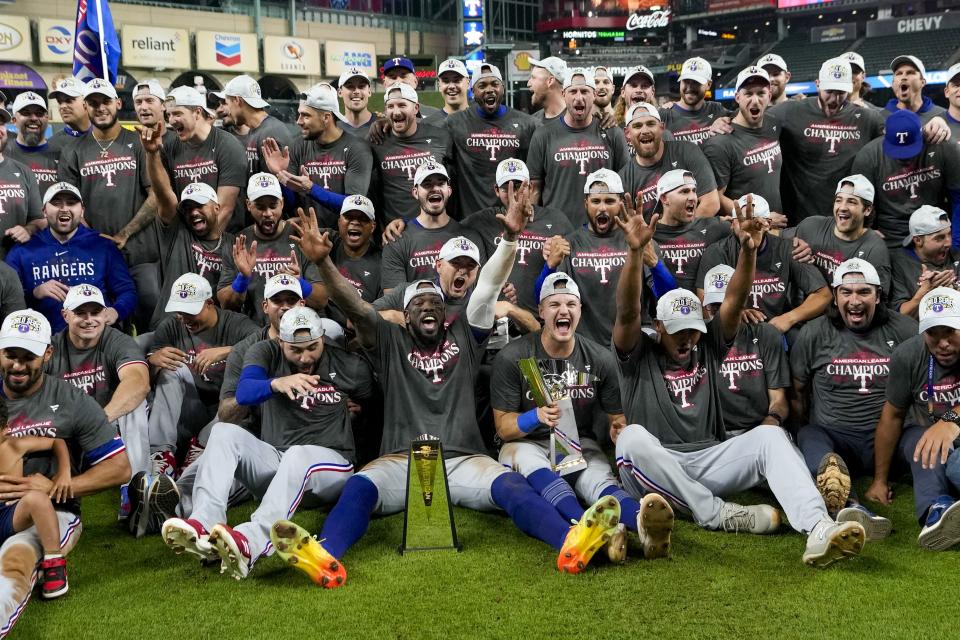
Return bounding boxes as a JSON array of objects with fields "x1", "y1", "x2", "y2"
[{"x1": 918, "y1": 496, "x2": 960, "y2": 551}]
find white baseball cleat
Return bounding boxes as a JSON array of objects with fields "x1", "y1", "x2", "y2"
[
  {"x1": 209, "y1": 524, "x2": 252, "y2": 580},
  {"x1": 718, "y1": 502, "x2": 781, "y2": 534},
  {"x1": 162, "y1": 518, "x2": 218, "y2": 562},
  {"x1": 803, "y1": 519, "x2": 865, "y2": 567},
  {"x1": 837, "y1": 504, "x2": 892, "y2": 541}
]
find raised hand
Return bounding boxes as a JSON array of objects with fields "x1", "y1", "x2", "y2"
[
  {"x1": 262, "y1": 137, "x2": 291, "y2": 174},
  {"x1": 615, "y1": 192, "x2": 658, "y2": 251},
  {"x1": 138, "y1": 122, "x2": 163, "y2": 154},
  {"x1": 734, "y1": 194, "x2": 767, "y2": 251},
  {"x1": 290, "y1": 207, "x2": 334, "y2": 265},
  {"x1": 278, "y1": 168, "x2": 314, "y2": 194},
  {"x1": 543, "y1": 235, "x2": 570, "y2": 269},
  {"x1": 232, "y1": 235, "x2": 257, "y2": 279},
  {"x1": 496, "y1": 180, "x2": 532, "y2": 241},
  {"x1": 282, "y1": 250, "x2": 302, "y2": 278}
]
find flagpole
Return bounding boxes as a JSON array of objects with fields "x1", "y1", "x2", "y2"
[{"x1": 95, "y1": 0, "x2": 109, "y2": 82}]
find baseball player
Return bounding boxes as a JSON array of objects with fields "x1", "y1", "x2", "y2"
[
  {"x1": 274, "y1": 191, "x2": 624, "y2": 587},
  {"x1": 160, "y1": 306, "x2": 372, "y2": 580},
  {"x1": 612, "y1": 196, "x2": 867, "y2": 567},
  {"x1": 891, "y1": 206, "x2": 960, "y2": 318}
]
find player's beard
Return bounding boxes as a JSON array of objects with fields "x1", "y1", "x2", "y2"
[{"x1": 93, "y1": 112, "x2": 118, "y2": 132}]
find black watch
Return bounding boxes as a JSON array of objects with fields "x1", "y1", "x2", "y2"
[{"x1": 940, "y1": 410, "x2": 960, "y2": 426}]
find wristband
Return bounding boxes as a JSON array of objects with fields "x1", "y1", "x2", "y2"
[
  {"x1": 298, "y1": 278, "x2": 313, "y2": 299},
  {"x1": 517, "y1": 408, "x2": 542, "y2": 434},
  {"x1": 231, "y1": 274, "x2": 251, "y2": 294},
  {"x1": 767, "y1": 412, "x2": 784, "y2": 427}
]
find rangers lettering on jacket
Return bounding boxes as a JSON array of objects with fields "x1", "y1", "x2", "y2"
[{"x1": 32, "y1": 261, "x2": 97, "y2": 282}]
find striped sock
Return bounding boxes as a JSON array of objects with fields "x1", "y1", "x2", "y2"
[{"x1": 528, "y1": 468, "x2": 583, "y2": 523}]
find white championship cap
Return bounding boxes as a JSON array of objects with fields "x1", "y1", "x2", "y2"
[
  {"x1": 42, "y1": 182, "x2": 82, "y2": 206},
  {"x1": 384, "y1": 83, "x2": 419, "y2": 105},
  {"x1": 832, "y1": 258, "x2": 882, "y2": 288},
  {"x1": 413, "y1": 160, "x2": 449, "y2": 186},
  {"x1": 438, "y1": 236, "x2": 480, "y2": 264},
  {"x1": 0, "y1": 310, "x2": 51, "y2": 357},
  {"x1": 540, "y1": 272, "x2": 581, "y2": 302},
  {"x1": 338, "y1": 68, "x2": 370, "y2": 87},
  {"x1": 264, "y1": 273, "x2": 303, "y2": 300},
  {"x1": 11, "y1": 91, "x2": 47, "y2": 114},
  {"x1": 403, "y1": 280, "x2": 445, "y2": 308},
  {"x1": 471, "y1": 63, "x2": 503, "y2": 88},
  {"x1": 904, "y1": 205, "x2": 951, "y2": 246},
  {"x1": 655, "y1": 169, "x2": 696, "y2": 205},
  {"x1": 948, "y1": 62, "x2": 960, "y2": 85},
  {"x1": 495, "y1": 158, "x2": 529, "y2": 186},
  {"x1": 757, "y1": 53, "x2": 788, "y2": 72},
  {"x1": 318, "y1": 318, "x2": 345, "y2": 346},
  {"x1": 165, "y1": 273, "x2": 213, "y2": 315},
  {"x1": 702, "y1": 264, "x2": 735, "y2": 306},
  {"x1": 279, "y1": 306, "x2": 325, "y2": 343},
  {"x1": 50, "y1": 77, "x2": 85, "y2": 100},
  {"x1": 83, "y1": 78, "x2": 118, "y2": 100},
  {"x1": 679, "y1": 57, "x2": 712, "y2": 85},
  {"x1": 622, "y1": 65, "x2": 654, "y2": 86},
  {"x1": 891, "y1": 54, "x2": 926, "y2": 79},
  {"x1": 584, "y1": 168, "x2": 624, "y2": 194},
  {"x1": 736, "y1": 193, "x2": 771, "y2": 219},
  {"x1": 836, "y1": 174, "x2": 875, "y2": 204},
  {"x1": 302, "y1": 83, "x2": 346, "y2": 121},
  {"x1": 656, "y1": 289, "x2": 707, "y2": 334},
  {"x1": 179, "y1": 182, "x2": 219, "y2": 206},
  {"x1": 529, "y1": 56, "x2": 568, "y2": 81},
  {"x1": 919, "y1": 287, "x2": 960, "y2": 334},
  {"x1": 341, "y1": 194, "x2": 376, "y2": 221},
  {"x1": 563, "y1": 69, "x2": 596, "y2": 91},
  {"x1": 166, "y1": 86, "x2": 216, "y2": 117},
  {"x1": 134, "y1": 79, "x2": 166, "y2": 101},
  {"x1": 247, "y1": 172, "x2": 282, "y2": 200},
  {"x1": 625, "y1": 101, "x2": 661, "y2": 124},
  {"x1": 438, "y1": 58, "x2": 469, "y2": 78},
  {"x1": 818, "y1": 58, "x2": 853, "y2": 93},
  {"x1": 735, "y1": 66, "x2": 770, "y2": 92},
  {"x1": 63, "y1": 284, "x2": 106, "y2": 311},
  {"x1": 841, "y1": 51, "x2": 865, "y2": 73},
  {"x1": 222, "y1": 74, "x2": 269, "y2": 109}
]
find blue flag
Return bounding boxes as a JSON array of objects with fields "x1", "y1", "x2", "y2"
[{"x1": 73, "y1": 0, "x2": 121, "y2": 83}]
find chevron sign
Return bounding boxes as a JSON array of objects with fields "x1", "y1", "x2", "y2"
[{"x1": 215, "y1": 34, "x2": 242, "y2": 66}]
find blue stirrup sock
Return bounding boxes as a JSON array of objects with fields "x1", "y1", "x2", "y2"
[
  {"x1": 318, "y1": 474, "x2": 379, "y2": 559},
  {"x1": 527, "y1": 468, "x2": 584, "y2": 524},
  {"x1": 491, "y1": 472, "x2": 571, "y2": 551}
]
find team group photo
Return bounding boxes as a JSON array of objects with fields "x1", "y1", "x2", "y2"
[{"x1": 0, "y1": 0, "x2": 957, "y2": 637}]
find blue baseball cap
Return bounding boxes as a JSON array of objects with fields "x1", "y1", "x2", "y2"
[
  {"x1": 383, "y1": 57, "x2": 415, "y2": 74},
  {"x1": 883, "y1": 110, "x2": 923, "y2": 160}
]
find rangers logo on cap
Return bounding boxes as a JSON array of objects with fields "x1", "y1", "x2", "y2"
[
  {"x1": 351, "y1": 195, "x2": 366, "y2": 206},
  {"x1": 277, "y1": 275, "x2": 294, "y2": 286},
  {"x1": 712, "y1": 273, "x2": 729, "y2": 290},
  {"x1": 294, "y1": 314, "x2": 310, "y2": 327},
  {"x1": 80, "y1": 284, "x2": 97, "y2": 297},
  {"x1": 176, "y1": 283, "x2": 197, "y2": 299},
  {"x1": 11, "y1": 315, "x2": 40, "y2": 334},
  {"x1": 258, "y1": 176, "x2": 272, "y2": 188},
  {"x1": 830, "y1": 64, "x2": 844, "y2": 80},
  {"x1": 184, "y1": 184, "x2": 202, "y2": 196},
  {"x1": 672, "y1": 297, "x2": 695, "y2": 315},
  {"x1": 928, "y1": 295, "x2": 953, "y2": 314},
  {"x1": 503, "y1": 160, "x2": 521, "y2": 174}
]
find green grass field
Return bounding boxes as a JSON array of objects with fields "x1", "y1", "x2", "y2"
[{"x1": 12, "y1": 482, "x2": 956, "y2": 640}]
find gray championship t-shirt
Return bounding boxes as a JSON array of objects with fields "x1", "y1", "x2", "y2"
[
  {"x1": 371, "y1": 123, "x2": 452, "y2": 223},
  {"x1": 58, "y1": 128, "x2": 157, "y2": 264},
  {"x1": 889, "y1": 248, "x2": 960, "y2": 312},
  {"x1": 491, "y1": 332, "x2": 622, "y2": 442},
  {"x1": 701, "y1": 119, "x2": 783, "y2": 214},
  {"x1": 769, "y1": 97, "x2": 884, "y2": 223},
  {"x1": 617, "y1": 315, "x2": 730, "y2": 451},
  {"x1": 47, "y1": 326, "x2": 146, "y2": 408},
  {"x1": 368, "y1": 315, "x2": 488, "y2": 457},
  {"x1": 795, "y1": 216, "x2": 892, "y2": 292},
  {"x1": 792, "y1": 313, "x2": 917, "y2": 432},
  {"x1": 617, "y1": 141, "x2": 716, "y2": 218},
  {"x1": 718, "y1": 322, "x2": 790, "y2": 432},
  {"x1": 151, "y1": 308, "x2": 259, "y2": 404},
  {"x1": 5, "y1": 142, "x2": 59, "y2": 195},
  {"x1": 887, "y1": 333, "x2": 960, "y2": 429},
  {"x1": 445, "y1": 107, "x2": 538, "y2": 219},
  {"x1": 462, "y1": 204, "x2": 573, "y2": 313},
  {"x1": 0, "y1": 157, "x2": 42, "y2": 257},
  {"x1": 527, "y1": 118, "x2": 629, "y2": 227},
  {"x1": 658, "y1": 102, "x2": 731, "y2": 146},
  {"x1": 654, "y1": 218, "x2": 731, "y2": 292},
  {"x1": 289, "y1": 133, "x2": 374, "y2": 228},
  {"x1": 380, "y1": 218, "x2": 469, "y2": 291},
  {"x1": 559, "y1": 226, "x2": 629, "y2": 346},
  {"x1": 0, "y1": 260, "x2": 25, "y2": 318},
  {"x1": 697, "y1": 234, "x2": 827, "y2": 320},
  {"x1": 243, "y1": 115, "x2": 296, "y2": 177},
  {"x1": 851, "y1": 138, "x2": 960, "y2": 248},
  {"x1": 243, "y1": 339, "x2": 372, "y2": 461}
]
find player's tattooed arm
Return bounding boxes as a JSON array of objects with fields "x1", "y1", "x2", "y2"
[
  {"x1": 109, "y1": 191, "x2": 159, "y2": 250},
  {"x1": 291, "y1": 206, "x2": 379, "y2": 348},
  {"x1": 613, "y1": 192, "x2": 657, "y2": 355},
  {"x1": 139, "y1": 123, "x2": 179, "y2": 225}
]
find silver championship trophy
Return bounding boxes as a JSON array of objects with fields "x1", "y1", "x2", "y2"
[{"x1": 518, "y1": 358, "x2": 587, "y2": 476}]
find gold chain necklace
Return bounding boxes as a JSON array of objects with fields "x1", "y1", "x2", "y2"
[{"x1": 93, "y1": 134, "x2": 118, "y2": 158}]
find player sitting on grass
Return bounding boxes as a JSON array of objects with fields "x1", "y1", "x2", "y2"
[
  {"x1": 0, "y1": 398, "x2": 72, "y2": 599},
  {"x1": 272, "y1": 186, "x2": 624, "y2": 587}
]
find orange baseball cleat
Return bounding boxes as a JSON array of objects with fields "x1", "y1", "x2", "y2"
[
  {"x1": 557, "y1": 496, "x2": 621, "y2": 574},
  {"x1": 271, "y1": 520, "x2": 347, "y2": 588}
]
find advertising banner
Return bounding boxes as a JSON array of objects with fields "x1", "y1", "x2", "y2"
[
  {"x1": 196, "y1": 31, "x2": 259, "y2": 73},
  {"x1": 121, "y1": 25, "x2": 190, "y2": 69},
  {"x1": 264, "y1": 36, "x2": 322, "y2": 76}
]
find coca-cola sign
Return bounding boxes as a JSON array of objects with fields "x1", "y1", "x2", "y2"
[{"x1": 626, "y1": 9, "x2": 672, "y2": 31}]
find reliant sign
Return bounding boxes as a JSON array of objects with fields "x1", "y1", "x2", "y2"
[
  {"x1": 122, "y1": 25, "x2": 190, "y2": 69},
  {"x1": 626, "y1": 9, "x2": 671, "y2": 31}
]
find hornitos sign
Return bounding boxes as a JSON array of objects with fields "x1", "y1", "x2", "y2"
[{"x1": 626, "y1": 9, "x2": 671, "y2": 31}]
